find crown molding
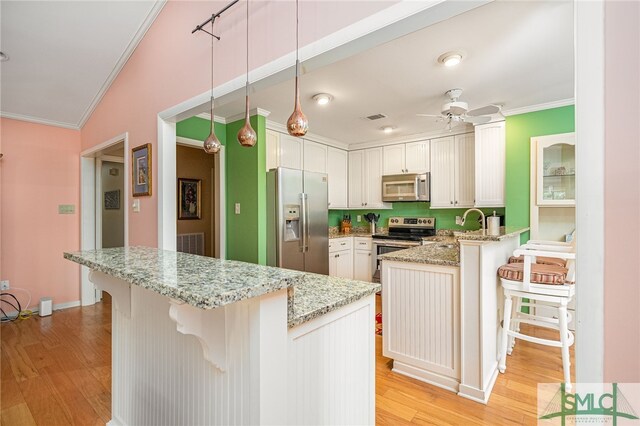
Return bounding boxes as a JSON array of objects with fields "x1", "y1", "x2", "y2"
[
  {"x1": 266, "y1": 120, "x2": 349, "y2": 150},
  {"x1": 225, "y1": 108, "x2": 271, "y2": 124},
  {"x1": 502, "y1": 98, "x2": 575, "y2": 117},
  {"x1": 0, "y1": 111, "x2": 80, "y2": 130},
  {"x1": 195, "y1": 113, "x2": 227, "y2": 124},
  {"x1": 347, "y1": 125, "x2": 474, "y2": 151},
  {"x1": 76, "y1": 0, "x2": 167, "y2": 129}
]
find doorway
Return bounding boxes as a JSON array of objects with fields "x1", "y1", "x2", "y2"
[{"x1": 80, "y1": 133, "x2": 129, "y2": 306}]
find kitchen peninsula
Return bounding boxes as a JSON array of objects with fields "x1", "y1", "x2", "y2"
[
  {"x1": 64, "y1": 247, "x2": 380, "y2": 426},
  {"x1": 380, "y1": 227, "x2": 528, "y2": 404}
]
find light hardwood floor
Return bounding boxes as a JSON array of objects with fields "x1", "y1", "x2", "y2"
[{"x1": 1, "y1": 294, "x2": 574, "y2": 425}]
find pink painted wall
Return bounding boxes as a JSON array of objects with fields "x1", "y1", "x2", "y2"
[
  {"x1": 0, "y1": 118, "x2": 81, "y2": 309},
  {"x1": 604, "y1": 0, "x2": 640, "y2": 383},
  {"x1": 81, "y1": 0, "x2": 396, "y2": 246}
]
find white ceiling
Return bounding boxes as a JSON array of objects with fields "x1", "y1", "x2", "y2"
[
  {"x1": 215, "y1": 0, "x2": 575, "y2": 145},
  {"x1": 0, "y1": 1, "x2": 165, "y2": 129}
]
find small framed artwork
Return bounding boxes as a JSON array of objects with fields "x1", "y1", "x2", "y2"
[
  {"x1": 132, "y1": 143, "x2": 152, "y2": 197},
  {"x1": 178, "y1": 178, "x2": 202, "y2": 220},
  {"x1": 104, "y1": 190, "x2": 120, "y2": 210}
]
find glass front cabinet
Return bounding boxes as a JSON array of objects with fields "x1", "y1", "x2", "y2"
[{"x1": 536, "y1": 137, "x2": 575, "y2": 206}]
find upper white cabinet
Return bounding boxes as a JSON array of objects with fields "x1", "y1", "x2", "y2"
[
  {"x1": 327, "y1": 147, "x2": 348, "y2": 209},
  {"x1": 266, "y1": 129, "x2": 303, "y2": 170},
  {"x1": 430, "y1": 134, "x2": 475, "y2": 209},
  {"x1": 349, "y1": 148, "x2": 391, "y2": 209},
  {"x1": 383, "y1": 141, "x2": 430, "y2": 175},
  {"x1": 303, "y1": 140, "x2": 327, "y2": 173},
  {"x1": 535, "y1": 136, "x2": 575, "y2": 206},
  {"x1": 474, "y1": 121, "x2": 506, "y2": 207}
]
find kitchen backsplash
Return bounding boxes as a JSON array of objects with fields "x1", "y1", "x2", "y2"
[{"x1": 329, "y1": 202, "x2": 505, "y2": 231}]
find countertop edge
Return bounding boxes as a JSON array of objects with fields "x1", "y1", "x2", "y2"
[{"x1": 288, "y1": 285, "x2": 380, "y2": 328}]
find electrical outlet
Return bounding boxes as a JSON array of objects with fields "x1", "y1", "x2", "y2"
[
  {"x1": 455, "y1": 216, "x2": 463, "y2": 226},
  {"x1": 356, "y1": 215, "x2": 361, "y2": 222},
  {"x1": 0, "y1": 280, "x2": 9, "y2": 290},
  {"x1": 235, "y1": 203, "x2": 241, "y2": 214}
]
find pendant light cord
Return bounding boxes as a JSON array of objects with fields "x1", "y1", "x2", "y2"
[
  {"x1": 210, "y1": 15, "x2": 215, "y2": 131},
  {"x1": 295, "y1": 0, "x2": 299, "y2": 78},
  {"x1": 246, "y1": 0, "x2": 249, "y2": 96}
]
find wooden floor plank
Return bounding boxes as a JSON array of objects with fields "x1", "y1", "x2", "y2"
[{"x1": 0, "y1": 403, "x2": 37, "y2": 426}]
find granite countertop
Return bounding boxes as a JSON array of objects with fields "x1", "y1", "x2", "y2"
[
  {"x1": 378, "y1": 239, "x2": 460, "y2": 267},
  {"x1": 64, "y1": 247, "x2": 380, "y2": 329},
  {"x1": 288, "y1": 274, "x2": 380, "y2": 328},
  {"x1": 453, "y1": 226, "x2": 530, "y2": 242}
]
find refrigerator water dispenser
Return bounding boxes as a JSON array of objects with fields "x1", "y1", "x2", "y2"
[{"x1": 284, "y1": 204, "x2": 301, "y2": 241}]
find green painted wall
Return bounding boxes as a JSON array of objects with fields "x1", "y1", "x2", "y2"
[
  {"x1": 505, "y1": 105, "x2": 575, "y2": 243},
  {"x1": 224, "y1": 115, "x2": 267, "y2": 264},
  {"x1": 176, "y1": 115, "x2": 266, "y2": 265},
  {"x1": 330, "y1": 204, "x2": 505, "y2": 231}
]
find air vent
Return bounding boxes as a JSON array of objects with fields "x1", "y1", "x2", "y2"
[{"x1": 365, "y1": 113, "x2": 387, "y2": 121}]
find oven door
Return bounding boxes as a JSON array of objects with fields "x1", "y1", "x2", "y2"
[{"x1": 372, "y1": 240, "x2": 422, "y2": 282}]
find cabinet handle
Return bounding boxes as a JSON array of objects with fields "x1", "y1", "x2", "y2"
[
  {"x1": 365, "y1": 202, "x2": 368, "y2": 206},
  {"x1": 341, "y1": 242, "x2": 346, "y2": 246},
  {"x1": 455, "y1": 200, "x2": 458, "y2": 205},
  {"x1": 368, "y1": 253, "x2": 372, "y2": 256},
  {"x1": 450, "y1": 201, "x2": 454, "y2": 205},
  {"x1": 335, "y1": 254, "x2": 339, "y2": 258}
]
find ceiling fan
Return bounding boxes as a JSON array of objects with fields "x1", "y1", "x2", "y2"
[{"x1": 417, "y1": 89, "x2": 501, "y2": 129}]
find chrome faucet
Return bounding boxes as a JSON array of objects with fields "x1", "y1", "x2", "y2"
[{"x1": 460, "y1": 208, "x2": 486, "y2": 232}]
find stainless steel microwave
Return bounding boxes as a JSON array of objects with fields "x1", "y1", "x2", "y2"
[{"x1": 381, "y1": 173, "x2": 430, "y2": 202}]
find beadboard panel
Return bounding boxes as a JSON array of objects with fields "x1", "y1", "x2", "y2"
[
  {"x1": 455, "y1": 133, "x2": 476, "y2": 208},
  {"x1": 288, "y1": 296, "x2": 375, "y2": 426},
  {"x1": 474, "y1": 121, "x2": 506, "y2": 207},
  {"x1": 382, "y1": 262, "x2": 460, "y2": 381},
  {"x1": 111, "y1": 285, "x2": 254, "y2": 426}
]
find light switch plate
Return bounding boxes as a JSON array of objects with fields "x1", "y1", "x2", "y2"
[
  {"x1": 357, "y1": 215, "x2": 361, "y2": 222},
  {"x1": 133, "y1": 199, "x2": 140, "y2": 212},
  {"x1": 58, "y1": 204, "x2": 75, "y2": 214},
  {"x1": 235, "y1": 203, "x2": 241, "y2": 214}
]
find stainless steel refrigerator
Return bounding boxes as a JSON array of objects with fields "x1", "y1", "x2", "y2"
[{"x1": 267, "y1": 167, "x2": 329, "y2": 274}]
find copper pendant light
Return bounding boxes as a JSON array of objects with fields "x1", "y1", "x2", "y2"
[
  {"x1": 237, "y1": 0, "x2": 257, "y2": 147},
  {"x1": 286, "y1": 0, "x2": 308, "y2": 137},
  {"x1": 204, "y1": 15, "x2": 221, "y2": 154}
]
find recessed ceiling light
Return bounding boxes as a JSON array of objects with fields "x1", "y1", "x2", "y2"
[
  {"x1": 0, "y1": 52, "x2": 9, "y2": 62},
  {"x1": 312, "y1": 93, "x2": 333, "y2": 105},
  {"x1": 438, "y1": 51, "x2": 463, "y2": 67},
  {"x1": 381, "y1": 126, "x2": 396, "y2": 134}
]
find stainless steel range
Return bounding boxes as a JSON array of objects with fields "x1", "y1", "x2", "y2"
[{"x1": 371, "y1": 217, "x2": 436, "y2": 282}]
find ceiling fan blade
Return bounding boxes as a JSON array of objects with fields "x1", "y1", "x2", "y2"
[
  {"x1": 466, "y1": 104, "x2": 501, "y2": 116},
  {"x1": 416, "y1": 113, "x2": 442, "y2": 117},
  {"x1": 464, "y1": 115, "x2": 492, "y2": 124}
]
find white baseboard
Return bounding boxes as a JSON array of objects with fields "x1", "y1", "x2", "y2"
[
  {"x1": 392, "y1": 361, "x2": 460, "y2": 393},
  {"x1": 457, "y1": 367, "x2": 499, "y2": 405},
  {"x1": 1, "y1": 299, "x2": 82, "y2": 318}
]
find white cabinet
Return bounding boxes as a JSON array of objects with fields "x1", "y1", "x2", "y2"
[
  {"x1": 474, "y1": 121, "x2": 506, "y2": 207},
  {"x1": 266, "y1": 130, "x2": 303, "y2": 170},
  {"x1": 430, "y1": 134, "x2": 475, "y2": 209},
  {"x1": 329, "y1": 237, "x2": 354, "y2": 279},
  {"x1": 303, "y1": 140, "x2": 327, "y2": 173},
  {"x1": 535, "y1": 136, "x2": 576, "y2": 206},
  {"x1": 348, "y1": 148, "x2": 390, "y2": 209},
  {"x1": 280, "y1": 134, "x2": 304, "y2": 170},
  {"x1": 383, "y1": 141, "x2": 430, "y2": 175},
  {"x1": 383, "y1": 145, "x2": 406, "y2": 174},
  {"x1": 327, "y1": 147, "x2": 348, "y2": 209},
  {"x1": 353, "y1": 237, "x2": 373, "y2": 282}
]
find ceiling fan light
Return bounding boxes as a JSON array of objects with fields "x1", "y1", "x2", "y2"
[
  {"x1": 312, "y1": 93, "x2": 333, "y2": 105},
  {"x1": 381, "y1": 126, "x2": 396, "y2": 134},
  {"x1": 0, "y1": 51, "x2": 9, "y2": 62}
]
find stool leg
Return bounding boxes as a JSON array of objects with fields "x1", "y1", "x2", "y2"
[
  {"x1": 508, "y1": 296, "x2": 522, "y2": 354},
  {"x1": 499, "y1": 293, "x2": 513, "y2": 373},
  {"x1": 558, "y1": 303, "x2": 572, "y2": 392}
]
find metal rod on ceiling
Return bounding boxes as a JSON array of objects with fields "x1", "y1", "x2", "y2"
[{"x1": 191, "y1": 0, "x2": 240, "y2": 36}]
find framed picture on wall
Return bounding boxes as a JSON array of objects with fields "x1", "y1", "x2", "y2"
[
  {"x1": 132, "y1": 143, "x2": 152, "y2": 196},
  {"x1": 178, "y1": 178, "x2": 201, "y2": 220},
  {"x1": 104, "y1": 190, "x2": 120, "y2": 210}
]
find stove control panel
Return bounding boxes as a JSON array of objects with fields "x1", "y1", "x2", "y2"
[{"x1": 388, "y1": 217, "x2": 435, "y2": 228}]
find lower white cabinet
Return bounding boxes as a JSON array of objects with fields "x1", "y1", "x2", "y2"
[
  {"x1": 330, "y1": 250, "x2": 353, "y2": 279},
  {"x1": 353, "y1": 237, "x2": 373, "y2": 282}
]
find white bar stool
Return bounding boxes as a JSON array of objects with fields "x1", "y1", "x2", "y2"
[{"x1": 497, "y1": 246, "x2": 576, "y2": 391}]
